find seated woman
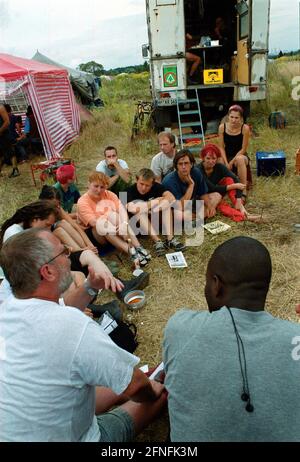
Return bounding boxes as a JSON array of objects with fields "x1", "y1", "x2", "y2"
[
  {"x1": 198, "y1": 144, "x2": 262, "y2": 222},
  {"x1": 0, "y1": 200, "x2": 58, "y2": 245},
  {"x1": 218, "y1": 105, "x2": 252, "y2": 198},
  {"x1": 77, "y1": 171, "x2": 151, "y2": 266},
  {"x1": 39, "y1": 185, "x2": 98, "y2": 254}
]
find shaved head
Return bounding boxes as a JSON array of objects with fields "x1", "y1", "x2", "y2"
[{"x1": 205, "y1": 237, "x2": 272, "y2": 312}]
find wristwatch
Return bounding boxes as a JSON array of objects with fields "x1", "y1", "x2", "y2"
[{"x1": 83, "y1": 279, "x2": 98, "y2": 297}]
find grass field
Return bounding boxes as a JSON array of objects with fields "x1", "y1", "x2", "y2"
[{"x1": 0, "y1": 60, "x2": 300, "y2": 441}]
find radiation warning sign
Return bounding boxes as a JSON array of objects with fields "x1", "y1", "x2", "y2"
[
  {"x1": 163, "y1": 66, "x2": 178, "y2": 87},
  {"x1": 203, "y1": 69, "x2": 223, "y2": 85}
]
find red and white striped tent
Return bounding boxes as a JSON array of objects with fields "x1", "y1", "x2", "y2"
[{"x1": 0, "y1": 53, "x2": 80, "y2": 159}]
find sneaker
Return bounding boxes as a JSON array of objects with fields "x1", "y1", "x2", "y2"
[
  {"x1": 117, "y1": 272, "x2": 150, "y2": 302},
  {"x1": 153, "y1": 240, "x2": 166, "y2": 256},
  {"x1": 136, "y1": 246, "x2": 151, "y2": 261},
  {"x1": 88, "y1": 300, "x2": 123, "y2": 323},
  {"x1": 166, "y1": 237, "x2": 186, "y2": 252},
  {"x1": 130, "y1": 249, "x2": 148, "y2": 267},
  {"x1": 135, "y1": 246, "x2": 151, "y2": 266}
]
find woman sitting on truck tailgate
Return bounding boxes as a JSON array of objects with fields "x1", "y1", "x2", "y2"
[{"x1": 218, "y1": 105, "x2": 252, "y2": 199}]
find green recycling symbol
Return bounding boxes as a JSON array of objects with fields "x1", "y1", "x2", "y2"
[{"x1": 163, "y1": 66, "x2": 178, "y2": 87}]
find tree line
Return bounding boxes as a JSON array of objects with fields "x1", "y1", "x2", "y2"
[{"x1": 78, "y1": 60, "x2": 149, "y2": 76}]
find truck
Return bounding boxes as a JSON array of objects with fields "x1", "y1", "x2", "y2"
[{"x1": 143, "y1": 0, "x2": 270, "y2": 131}]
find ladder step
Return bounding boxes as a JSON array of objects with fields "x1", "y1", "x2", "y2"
[
  {"x1": 183, "y1": 146, "x2": 202, "y2": 153},
  {"x1": 181, "y1": 133, "x2": 204, "y2": 140},
  {"x1": 178, "y1": 99, "x2": 198, "y2": 104},
  {"x1": 181, "y1": 122, "x2": 202, "y2": 128},
  {"x1": 179, "y1": 110, "x2": 199, "y2": 115}
]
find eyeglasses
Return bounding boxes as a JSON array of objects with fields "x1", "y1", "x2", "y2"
[{"x1": 45, "y1": 245, "x2": 71, "y2": 265}]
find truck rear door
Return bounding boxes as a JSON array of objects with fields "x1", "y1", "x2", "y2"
[
  {"x1": 237, "y1": 0, "x2": 250, "y2": 85},
  {"x1": 146, "y1": 0, "x2": 185, "y2": 92},
  {"x1": 250, "y1": 0, "x2": 270, "y2": 86},
  {"x1": 237, "y1": 0, "x2": 270, "y2": 86}
]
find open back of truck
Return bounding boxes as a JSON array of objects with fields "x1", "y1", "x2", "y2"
[{"x1": 145, "y1": 0, "x2": 270, "y2": 128}]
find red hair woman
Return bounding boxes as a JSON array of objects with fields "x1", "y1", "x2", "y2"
[{"x1": 198, "y1": 144, "x2": 261, "y2": 222}]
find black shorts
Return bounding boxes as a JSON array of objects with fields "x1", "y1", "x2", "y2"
[
  {"x1": 0, "y1": 133, "x2": 13, "y2": 160},
  {"x1": 84, "y1": 227, "x2": 116, "y2": 256},
  {"x1": 69, "y1": 250, "x2": 89, "y2": 276}
]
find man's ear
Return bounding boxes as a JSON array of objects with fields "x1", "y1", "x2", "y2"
[
  {"x1": 39, "y1": 264, "x2": 56, "y2": 283},
  {"x1": 212, "y1": 274, "x2": 223, "y2": 299}
]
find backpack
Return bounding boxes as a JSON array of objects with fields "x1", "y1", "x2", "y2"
[
  {"x1": 109, "y1": 321, "x2": 138, "y2": 354},
  {"x1": 268, "y1": 111, "x2": 286, "y2": 129},
  {"x1": 97, "y1": 311, "x2": 138, "y2": 353}
]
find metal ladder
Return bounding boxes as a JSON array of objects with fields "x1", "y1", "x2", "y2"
[{"x1": 176, "y1": 89, "x2": 205, "y2": 153}]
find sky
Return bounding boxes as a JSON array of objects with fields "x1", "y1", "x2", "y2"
[{"x1": 0, "y1": 0, "x2": 299, "y2": 69}]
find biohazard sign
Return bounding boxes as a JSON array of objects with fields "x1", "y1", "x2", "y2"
[
  {"x1": 163, "y1": 65, "x2": 178, "y2": 87},
  {"x1": 203, "y1": 69, "x2": 223, "y2": 85}
]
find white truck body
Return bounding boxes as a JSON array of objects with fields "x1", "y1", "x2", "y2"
[{"x1": 144, "y1": 0, "x2": 270, "y2": 125}]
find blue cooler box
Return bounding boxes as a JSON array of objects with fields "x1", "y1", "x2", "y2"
[{"x1": 256, "y1": 151, "x2": 286, "y2": 176}]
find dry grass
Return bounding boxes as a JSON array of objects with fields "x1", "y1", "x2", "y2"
[{"x1": 0, "y1": 61, "x2": 300, "y2": 441}]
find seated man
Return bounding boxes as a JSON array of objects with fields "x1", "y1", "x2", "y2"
[
  {"x1": 162, "y1": 149, "x2": 219, "y2": 222},
  {"x1": 126, "y1": 168, "x2": 185, "y2": 256},
  {"x1": 96, "y1": 146, "x2": 131, "y2": 195},
  {"x1": 0, "y1": 229, "x2": 166, "y2": 442},
  {"x1": 150, "y1": 132, "x2": 177, "y2": 183},
  {"x1": 54, "y1": 164, "x2": 80, "y2": 215},
  {"x1": 163, "y1": 236, "x2": 300, "y2": 442}
]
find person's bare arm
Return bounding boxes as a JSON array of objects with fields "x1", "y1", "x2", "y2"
[
  {"x1": 201, "y1": 193, "x2": 216, "y2": 218},
  {"x1": 60, "y1": 208, "x2": 97, "y2": 250},
  {"x1": 114, "y1": 163, "x2": 131, "y2": 184},
  {"x1": 180, "y1": 175, "x2": 195, "y2": 206},
  {"x1": 63, "y1": 266, "x2": 123, "y2": 310},
  {"x1": 236, "y1": 124, "x2": 250, "y2": 157},
  {"x1": 127, "y1": 200, "x2": 149, "y2": 214},
  {"x1": 162, "y1": 190, "x2": 176, "y2": 203},
  {"x1": 218, "y1": 124, "x2": 229, "y2": 166},
  {"x1": 0, "y1": 106, "x2": 9, "y2": 135},
  {"x1": 108, "y1": 175, "x2": 120, "y2": 188},
  {"x1": 122, "y1": 368, "x2": 165, "y2": 403}
]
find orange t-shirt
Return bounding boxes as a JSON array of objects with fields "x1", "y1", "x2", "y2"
[{"x1": 77, "y1": 190, "x2": 120, "y2": 227}]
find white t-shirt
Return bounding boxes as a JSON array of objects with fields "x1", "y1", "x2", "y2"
[
  {"x1": 3, "y1": 223, "x2": 24, "y2": 243},
  {"x1": 0, "y1": 296, "x2": 139, "y2": 442},
  {"x1": 95, "y1": 159, "x2": 129, "y2": 177},
  {"x1": 150, "y1": 152, "x2": 174, "y2": 179}
]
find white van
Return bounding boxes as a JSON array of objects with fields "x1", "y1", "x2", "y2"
[{"x1": 143, "y1": 0, "x2": 270, "y2": 128}]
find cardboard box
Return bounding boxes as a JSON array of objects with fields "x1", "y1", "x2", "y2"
[{"x1": 256, "y1": 151, "x2": 286, "y2": 176}]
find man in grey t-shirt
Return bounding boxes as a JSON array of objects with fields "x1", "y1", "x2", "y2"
[
  {"x1": 150, "y1": 131, "x2": 177, "y2": 183},
  {"x1": 163, "y1": 236, "x2": 300, "y2": 442},
  {"x1": 96, "y1": 145, "x2": 131, "y2": 195}
]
